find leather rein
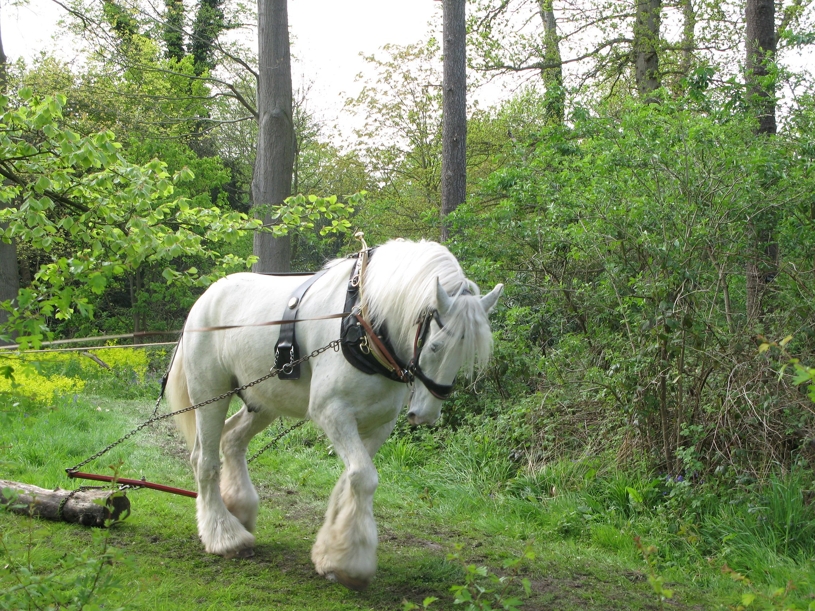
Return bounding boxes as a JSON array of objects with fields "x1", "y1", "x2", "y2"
[{"x1": 342, "y1": 249, "x2": 455, "y2": 400}]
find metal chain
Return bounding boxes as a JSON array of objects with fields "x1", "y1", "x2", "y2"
[
  {"x1": 247, "y1": 419, "x2": 307, "y2": 463},
  {"x1": 57, "y1": 484, "x2": 135, "y2": 520},
  {"x1": 56, "y1": 484, "x2": 105, "y2": 520},
  {"x1": 150, "y1": 381, "x2": 165, "y2": 418},
  {"x1": 66, "y1": 339, "x2": 342, "y2": 474}
]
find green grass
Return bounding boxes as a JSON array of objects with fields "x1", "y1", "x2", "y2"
[{"x1": 1, "y1": 355, "x2": 814, "y2": 610}]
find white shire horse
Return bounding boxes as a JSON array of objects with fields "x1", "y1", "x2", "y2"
[{"x1": 166, "y1": 239, "x2": 502, "y2": 590}]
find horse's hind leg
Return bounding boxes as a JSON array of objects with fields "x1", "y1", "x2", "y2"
[
  {"x1": 311, "y1": 413, "x2": 396, "y2": 590},
  {"x1": 220, "y1": 405, "x2": 278, "y2": 532},
  {"x1": 194, "y1": 399, "x2": 256, "y2": 558}
]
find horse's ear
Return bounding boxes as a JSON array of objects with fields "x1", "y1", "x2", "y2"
[
  {"x1": 435, "y1": 278, "x2": 454, "y2": 315},
  {"x1": 480, "y1": 283, "x2": 504, "y2": 314}
]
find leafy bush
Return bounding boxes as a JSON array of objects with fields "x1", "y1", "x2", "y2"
[
  {"x1": 1, "y1": 487, "x2": 133, "y2": 611},
  {"x1": 0, "y1": 347, "x2": 162, "y2": 408},
  {"x1": 450, "y1": 91, "x2": 815, "y2": 478},
  {"x1": 0, "y1": 357, "x2": 85, "y2": 404}
]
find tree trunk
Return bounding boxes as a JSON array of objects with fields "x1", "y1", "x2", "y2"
[
  {"x1": 0, "y1": 10, "x2": 6, "y2": 90},
  {"x1": 0, "y1": 19, "x2": 18, "y2": 346},
  {"x1": 677, "y1": 0, "x2": 696, "y2": 90},
  {"x1": 0, "y1": 218, "x2": 19, "y2": 344},
  {"x1": 538, "y1": 0, "x2": 564, "y2": 124},
  {"x1": 634, "y1": 0, "x2": 662, "y2": 100},
  {"x1": 745, "y1": 0, "x2": 776, "y2": 136},
  {"x1": 191, "y1": 0, "x2": 225, "y2": 74},
  {"x1": 0, "y1": 480, "x2": 131, "y2": 527},
  {"x1": 745, "y1": 0, "x2": 776, "y2": 323},
  {"x1": 163, "y1": 0, "x2": 185, "y2": 61},
  {"x1": 441, "y1": 0, "x2": 467, "y2": 243},
  {"x1": 129, "y1": 269, "x2": 143, "y2": 343},
  {"x1": 252, "y1": 0, "x2": 293, "y2": 272}
]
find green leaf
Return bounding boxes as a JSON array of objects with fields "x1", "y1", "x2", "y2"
[
  {"x1": 792, "y1": 368, "x2": 813, "y2": 386},
  {"x1": 87, "y1": 273, "x2": 107, "y2": 294},
  {"x1": 626, "y1": 487, "x2": 643, "y2": 504}
]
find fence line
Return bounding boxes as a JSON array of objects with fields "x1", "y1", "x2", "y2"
[{"x1": 0, "y1": 331, "x2": 180, "y2": 352}]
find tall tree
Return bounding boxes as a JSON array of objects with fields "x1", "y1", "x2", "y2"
[
  {"x1": 191, "y1": 0, "x2": 225, "y2": 75},
  {"x1": 745, "y1": 0, "x2": 777, "y2": 136},
  {"x1": 0, "y1": 14, "x2": 18, "y2": 344},
  {"x1": 164, "y1": 0, "x2": 185, "y2": 62},
  {"x1": 538, "y1": 0, "x2": 564, "y2": 123},
  {"x1": 744, "y1": 0, "x2": 777, "y2": 322},
  {"x1": 634, "y1": 0, "x2": 662, "y2": 99},
  {"x1": 678, "y1": 0, "x2": 696, "y2": 87},
  {"x1": 0, "y1": 12, "x2": 6, "y2": 91},
  {"x1": 252, "y1": 0, "x2": 293, "y2": 272},
  {"x1": 441, "y1": 0, "x2": 467, "y2": 242}
]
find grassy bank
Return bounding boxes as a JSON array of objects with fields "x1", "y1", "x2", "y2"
[{"x1": 1, "y1": 351, "x2": 814, "y2": 610}]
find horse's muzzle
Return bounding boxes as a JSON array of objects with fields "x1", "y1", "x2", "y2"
[{"x1": 407, "y1": 411, "x2": 438, "y2": 426}]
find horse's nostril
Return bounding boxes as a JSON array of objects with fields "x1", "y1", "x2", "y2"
[{"x1": 407, "y1": 412, "x2": 416, "y2": 419}]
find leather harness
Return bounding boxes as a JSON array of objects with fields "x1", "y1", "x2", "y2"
[
  {"x1": 273, "y1": 268, "x2": 330, "y2": 379},
  {"x1": 272, "y1": 249, "x2": 455, "y2": 399}
]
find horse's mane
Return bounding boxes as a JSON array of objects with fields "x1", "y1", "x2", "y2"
[{"x1": 336, "y1": 239, "x2": 494, "y2": 376}]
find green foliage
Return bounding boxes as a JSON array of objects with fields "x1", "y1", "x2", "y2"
[
  {"x1": 0, "y1": 91, "x2": 261, "y2": 345},
  {"x1": 0, "y1": 348, "x2": 155, "y2": 410},
  {"x1": 452, "y1": 89, "x2": 815, "y2": 477},
  {"x1": 0, "y1": 486, "x2": 133, "y2": 611},
  {"x1": 0, "y1": 355, "x2": 86, "y2": 404},
  {"x1": 0, "y1": 89, "x2": 361, "y2": 343},
  {"x1": 722, "y1": 563, "x2": 815, "y2": 611},
  {"x1": 404, "y1": 544, "x2": 534, "y2": 611},
  {"x1": 346, "y1": 40, "x2": 444, "y2": 241},
  {"x1": 264, "y1": 193, "x2": 358, "y2": 238},
  {"x1": 635, "y1": 537, "x2": 674, "y2": 608}
]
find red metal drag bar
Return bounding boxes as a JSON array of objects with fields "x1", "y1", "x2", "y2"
[{"x1": 67, "y1": 471, "x2": 198, "y2": 498}]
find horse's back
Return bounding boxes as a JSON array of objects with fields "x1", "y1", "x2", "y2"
[
  {"x1": 179, "y1": 270, "x2": 349, "y2": 419},
  {"x1": 180, "y1": 273, "x2": 306, "y2": 397},
  {"x1": 187, "y1": 273, "x2": 304, "y2": 326}
]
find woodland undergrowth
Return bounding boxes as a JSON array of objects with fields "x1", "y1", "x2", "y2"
[{"x1": 1, "y1": 349, "x2": 814, "y2": 609}]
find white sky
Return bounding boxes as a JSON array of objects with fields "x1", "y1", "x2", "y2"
[
  {"x1": 1, "y1": 0, "x2": 442, "y2": 131},
  {"x1": 1, "y1": 0, "x2": 811, "y2": 129}
]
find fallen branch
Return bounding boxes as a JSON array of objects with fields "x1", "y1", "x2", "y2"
[{"x1": 0, "y1": 479, "x2": 130, "y2": 526}]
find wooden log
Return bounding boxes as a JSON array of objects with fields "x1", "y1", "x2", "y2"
[{"x1": 0, "y1": 480, "x2": 131, "y2": 527}]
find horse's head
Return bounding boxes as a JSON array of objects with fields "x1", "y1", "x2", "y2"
[{"x1": 406, "y1": 279, "x2": 503, "y2": 426}]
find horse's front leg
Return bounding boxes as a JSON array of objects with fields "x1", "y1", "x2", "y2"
[
  {"x1": 310, "y1": 412, "x2": 395, "y2": 590},
  {"x1": 193, "y1": 399, "x2": 256, "y2": 558},
  {"x1": 219, "y1": 405, "x2": 278, "y2": 532}
]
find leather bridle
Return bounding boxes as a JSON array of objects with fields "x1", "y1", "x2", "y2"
[
  {"x1": 340, "y1": 247, "x2": 458, "y2": 400},
  {"x1": 406, "y1": 309, "x2": 455, "y2": 400}
]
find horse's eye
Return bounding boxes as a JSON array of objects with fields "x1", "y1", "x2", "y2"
[{"x1": 429, "y1": 343, "x2": 440, "y2": 353}]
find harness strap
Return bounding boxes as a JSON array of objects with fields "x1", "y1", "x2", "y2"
[
  {"x1": 409, "y1": 362, "x2": 454, "y2": 400},
  {"x1": 340, "y1": 249, "x2": 409, "y2": 383},
  {"x1": 274, "y1": 268, "x2": 330, "y2": 379},
  {"x1": 354, "y1": 314, "x2": 409, "y2": 382},
  {"x1": 184, "y1": 312, "x2": 347, "y2": 333},
  {"x1": 407, "y1": 312, "x2": 455, "y2": 400}
]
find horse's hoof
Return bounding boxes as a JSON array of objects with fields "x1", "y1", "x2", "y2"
[
  {"x1": 327, "y1": 570, "x2": 370, "y2": 591},
  {"x1": 224, "y1": 547, "x2": 254, "y2": 559}
]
